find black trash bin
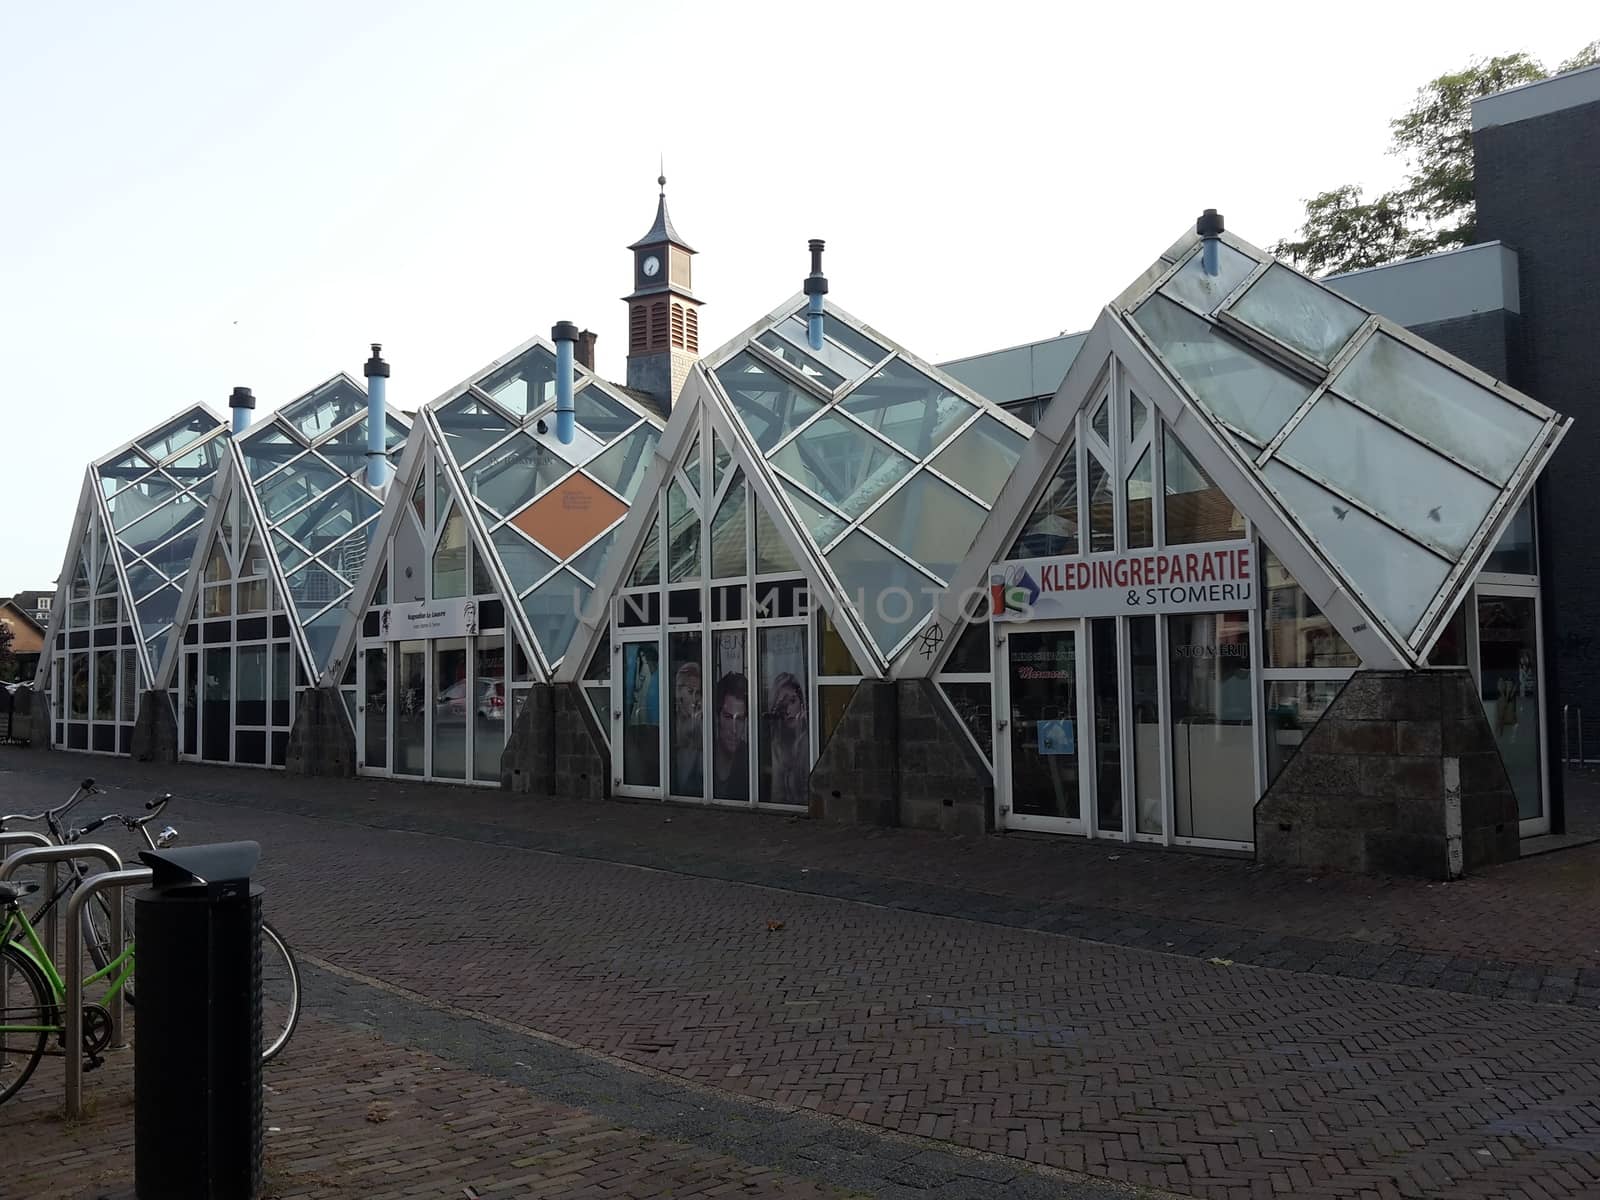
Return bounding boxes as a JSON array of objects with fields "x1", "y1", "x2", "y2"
[{"x1": 133, "y1": 841, "x2": 264, "y2": 1200}]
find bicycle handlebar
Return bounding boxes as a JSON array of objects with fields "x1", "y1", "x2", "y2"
[{"x1": 0, "y1": 779, "x2": 99, "y2": 826}]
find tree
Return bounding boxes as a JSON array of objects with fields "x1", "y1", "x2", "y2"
[
  {"x1": 1276, "y1": 44, "x2": 1592, "y2": 272},
  {"x1": 0, "y1": 617, "x2": 15, "y2": 683}
]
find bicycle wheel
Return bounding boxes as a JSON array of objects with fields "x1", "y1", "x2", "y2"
[
  {"x1": 260, "y1": 921, "x2": 301, "y2": 1063},
  {"x1": 83, "y1": 891, "x2": 134, "y2": 1004},
  {"x1": 0, "y1": 943, "x2": 52, "y2": 1107}
]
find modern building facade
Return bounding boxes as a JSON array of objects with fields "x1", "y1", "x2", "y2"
[{"x1": 25, "y1": 65, "x2": 1597, "y2": 877}]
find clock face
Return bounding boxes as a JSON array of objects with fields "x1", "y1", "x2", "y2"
[{"x1": 642, "y1": 255, "x2": 661, "y2": 278}]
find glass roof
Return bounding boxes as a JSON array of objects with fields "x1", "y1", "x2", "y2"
[
  {"x1": 86, "y1": 408, "x2": 229, "y2": 665},
  {"x1": 706, "y1": 298, "x2": 1032, "y2": 662},
  {"x1": 236, "y1": 374, "x2": 409, "y2": 671},
  {"x1": 418, "y1": 343, "x2": 665, "y2": 673},
  {"x1": 1120, "y1": 230, "x2": 1564, "y2": 654}
]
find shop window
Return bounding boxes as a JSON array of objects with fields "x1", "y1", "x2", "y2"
[
  {"x1": 1168, "y1": 611, "x2": 1254, "y2": 842},
  {"x1": 1090, "y1": 618, "x2": 1122, "y2": 832},
  {"x1": 622, "y1": 642, "x2": 661, "y2": 788},
  {"x1": 432, "y1": 508, "x2": 468, "y2": 599},
  {"x1": 1265, "y1": 679, "x2": 1343, "y2": 783},
  {"x1": 1261, "y1": 546, "x2": 1357, "y2": 669},
  {"x1": 711, "y1": 631, "x2": 751, "y2": 801},
  {"x1": 757, "y1": 627, "x2": 809, "y2": 807},
  {"x1": 668, "y1": 631, "x2": 703, "y2": 796},
  {"x1": 1164, "y1": 428, "x2": 1243, "y2": 545}
]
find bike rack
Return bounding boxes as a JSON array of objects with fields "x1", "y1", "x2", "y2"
[
  {"x1": 0, "y1": 831, "x2": 55, "y2": 961},
  {"x1": 65, "y1": 866, "x2": 152, "y2": 1119}
]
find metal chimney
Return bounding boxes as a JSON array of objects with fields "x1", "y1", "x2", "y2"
[{"x1": 363, "y1": 344, "x2": 390, "y2": 488}]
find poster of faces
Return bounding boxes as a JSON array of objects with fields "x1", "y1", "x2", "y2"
[
  {"x1": 669, "y1": 632, "x2": 703, "y2": 796},
  {"x1": 622, "y1": 642, "x2": 660, "y2": 788},
  {"x1": 758, "y1": 627, "x2": 809, "y2": 808},
  {"x1": 712, "y1": 631, "x2": 750, "y2": 802}
]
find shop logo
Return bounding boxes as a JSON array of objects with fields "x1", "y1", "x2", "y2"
[{"x1": 990, "y1": 566, "x2": 1041, "y2": 616}]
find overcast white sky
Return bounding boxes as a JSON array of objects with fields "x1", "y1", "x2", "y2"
[{"x1": 2, "y1": 2, "x2": 1592, "y2": 589}]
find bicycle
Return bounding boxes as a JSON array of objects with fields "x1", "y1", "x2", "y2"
[{"x1": 0, "y1": 780, "x2": 301, "y2": 1105}]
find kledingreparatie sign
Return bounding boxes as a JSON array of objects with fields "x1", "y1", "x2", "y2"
[{"x1": 991, "y1": 541, "x2": 1254, "y2": 622}]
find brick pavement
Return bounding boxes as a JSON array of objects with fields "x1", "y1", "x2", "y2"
[{"x1": 6, "y1": 750, "x2": 1600, "y2": 1197}]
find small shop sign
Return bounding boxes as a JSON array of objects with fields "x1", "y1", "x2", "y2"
[
  {"x1": 992, "y1": 540, "x2": 1254, "y2": 622},
  {"x1": 379, "y1": 597, "x2": 480, "y2": 641}
]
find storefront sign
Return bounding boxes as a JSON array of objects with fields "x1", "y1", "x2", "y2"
[
  {"x1": 380, "y1": 597, "x2": 480, "y2": 641},
  {"x1": 991, "y1": 541, "x2": 1254, "y2": 622}
]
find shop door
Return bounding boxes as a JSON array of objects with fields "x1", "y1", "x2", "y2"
[
  {"x1": 358, "y1": 646, "x2": 388, "y2": 774},
  {"x1": 1476, "y1": 590, "x2": 1547, "y2": 836},
  {"x1": 998, "y1": 624, "x2": 1089, "y2": 834}
]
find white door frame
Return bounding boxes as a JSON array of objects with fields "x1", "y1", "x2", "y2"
[{"x1": 995, "y1": 619, "x2": 1091, "y2": 835}]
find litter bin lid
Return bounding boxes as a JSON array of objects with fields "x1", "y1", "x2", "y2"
[{"x1": 139, "y1": 841, "x2": 261, "y2": 891}]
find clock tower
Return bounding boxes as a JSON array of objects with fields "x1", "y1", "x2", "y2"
[{"x1": 624, "y1": 173, "x2": 700, "y2": 411}]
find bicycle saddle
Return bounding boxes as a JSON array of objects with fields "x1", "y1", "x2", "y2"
[{"x1": 0, "y1": 880, "x2": 40, "y2": 905}]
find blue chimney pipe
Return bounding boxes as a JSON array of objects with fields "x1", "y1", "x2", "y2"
[
  {"x1": 803, "y1": 239, "x2": 828, "y2": 350},
  {"x1": 552, "y1": 321, "x2": 579, "y2": 444},
  {"x1": 1197, "y1": 208, "x2": 1224, "y2": 277},
  {"x1": 228, "y1": 387, "x2": 255, "y2": 436},
  {"x1": 364, "y1": 344, "x2": 390, "y2": 488}
]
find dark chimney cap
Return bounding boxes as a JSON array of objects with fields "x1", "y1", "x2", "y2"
[
  {"x1": 551, "y1": 321, "x2": 580, "y2": 344},
  {"x1": 1196, "y1": 209, "x2": 1224, "y2": 238},
  {"x1": 228, "y1": 386, "x2": 256, "y2": 410},
  {"x1": 364, "y1": 343, "x2": 390, "y2": 379},
  {"x1": 803, "y1": 238, "x2": 828, "y2": 296}
]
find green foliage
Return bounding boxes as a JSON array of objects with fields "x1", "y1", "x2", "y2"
[
  {"x1": 1278, "y1": 44, "x2": 1593, "y2": 272},
  {"x1": 0, "y1": 618, "x2": 15, "y2": 681}
]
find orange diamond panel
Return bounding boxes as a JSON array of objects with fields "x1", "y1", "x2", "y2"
[{"x1": 510, "y1": 473, "x2": 627, "y2": 560}]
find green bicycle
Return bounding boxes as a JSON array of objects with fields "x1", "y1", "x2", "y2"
[{"x1": 1, "y1": 782, "x2": 302, "y2": 1105}]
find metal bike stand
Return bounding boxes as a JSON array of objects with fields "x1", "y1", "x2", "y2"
[
  {"x1": 0, "y1": 831, "x2": 55, "y2": 959},
  {"x1": 65, "y1": 867, "x2": 153, "y2": 1119}
]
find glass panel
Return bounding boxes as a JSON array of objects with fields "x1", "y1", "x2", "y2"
[
  {"x1": 668, "y1": 631, "x2": 703, "y2": 796},
  {"x1": 473, "y1": 636, "x2": 507, "y2": 781},
  {"x1": 106, "y1": 473, "x2": 185, "y2": 532},
  {"x1": 138, "y1": 409, "x2": 217, "y2": 462},
  {"x1": 666, "y1": 480, "x2": 699, "y2": 584},
  {"x1": 70, "y1": 553, "x2": 92, "y2": 600},
  {"x1": 303, "y1": 609, "x2": 343, "y2": 672},
  {"x1": 863, "y1": 473, "x2": 985, "y2": 584},
  {"x1": 757, "y1": 626, "x2": 809, "y2": 807},
  {"x1": 941, "y1": 617, "x2": 989, "y2": 675},
  {"x1": 1133, "y1": 295, "x2": 1314, "y2": 443},
  {"x1": 929, "y1": 416, "x2": 1025, "y2": 506},
  {"x1": 491, "y1": 526, "x2": 557, "y2": 595},
  {"x1": 826, "y1": 531, "x2": 935, "y2": 658},
  {"x1": 682, "y1": 433, "x2": 702, "y2": 498},
  {"x1": 1169, "y1": 611, "x2": 1254, "y2": 842},
  {"x1": 1262, "y1": 545, "x2": 1358, "y2": 668},
  {"x1": 1164, "y1": 428, "x2": 1243, "y2": 545},
  {"x1": 278, "y1": 484, "x2": 379, "y2": 557},
  {"x1": 777, "y1": 479, "x2": 846, "y2": 550},
  {"x1": 817, "y1": 607, "x2": 862, "y2": 676},
  {"x1": 119, "y1": 648, "x2": 138, "y2": 722},
  {"x1": 256, "y1": 456, "x2": 344, "y2": 522},
  {"x1": 710, "y1": 473, "x2": 748, "y2": 578},
  {"x1": 1127, "y1": 445, "x2": 1154, "y2": 549},
  {"x1": 315, "y1": 420, "x2": 374, "y2": 472},
  {"x1": 1279, "y1": 393, "x2": 1499, "y2": 556},
  {"x1": 1266, "y1": 679, "x2": 1343, "y2": 784},
  {"x1": 616, "y1": 524, "x2": 657, "y2": 600},
  {"x1": 235, "y1": 644, "x2": 267, "y2": 726},
  {"x1": 201, "y1": 647, "x2": 231, "y2": 760},
  {"x1": 585, "y1": 685, "x2": 608, "y2": 734},
  {"x1": 1090, "y1": 618, "x2": 1122, "y2": 832},
  {"x1": 1129, "y1": 616, "x2": 1160, "y2": 835},
  {"x1": 280, "y1": 378, "x2": 366, "y2": 441},
  {"x1": 1006, "y1": 628, "x2": 1080, "y2": 820},
  {"x1": 136, "y1": 585, "x2": 180, "y2": 643},
  {"x1": 840, "y1": 360, "x2": 974, "y2": 459},
  {"x1": 1160, "y1": 242, "x2": 1256, "y2": 314},
  {"x1": 476, "y1": 345, "x2": 558, "y2": 417},
  {"x1": 1428, "y1": 598, "x2": 1469, "y2": 667},
  {"x1": 772, "y1": 412, "x2": 913, "y2": 520},
  {"x1": 242, "y1": 427, "x2": 302, "y2": 480},
  {"x1": 98, "y1": 449, "x2": 154, "y2": 494},
  {"x1": 711, "y1": 429, "x2": 731, "y2": 493},
  {"x1": 775, "y1": 314, "x2": 886, "y2": 381},
  {"x1": 1091, "y1": 396, "x2": 1110, "y2": 442},
  {"x1": 93, "y1": 595, "x2": 119, "y2": 625},
  {"x1": 1335, "y1": 333, "x2": 1543, "y2": 486},
  {"x1": 521, "y1": 569, "x2": 589, "y2": 666},
  {"x1": 1263, "y1": 461, "x2": 1451, "y2": 637},
  {"x1": 1229, "y1": 264, "x2": 1366, "y2": 365},
  {"x1": 69, "y1": 653, "x2": 89, "y2": 719},
  {"x1": 1130, "y1": 395, "x2": 1150, "y2": 443},
  {"x1": 119, "y1": 492, "x2": 204, "y2": 555},
  {"x1": 272, "y1": 643, "x2": 291, "y2": 726},
  {"x1": 95, "y1": 547, "x2": 120, "y2": 594},
  {"x1": 714, "y1": 353, "x2": 824, "y2": 453},
  {"x1": 410, "y1": 471, "x2": 426, "y2": 527},
  {"x1": 432, "y1": 639, "x2": 468, "y2": 780},
  {"x1": 757, "y1": 493, "x2": 801, "y2": 573},
  {"x1": 1485, "y1": 499, "x2": 1535, "y2": 575},
  {"x1": 203, "y1": 583, "x2": 231, "y2": 619},
  {"x1": 385, "y1": 416, "x2": 408, "y2": 449},
  {"x1": 93, "y1": 649, "x2": 116, "y2": 720},
  {"x1": 284, "y1": 559, "x2": 346, "y2": 618},
  {"x1": 394, "y1": 640, "x2": 426, "y2": 776},
  {"x1": 572, "y1": 386, "x2": 636, "y2": 443},
  {"x1": 586, "y1": 425, "x2": 660, "y2": 502},
  {"x1": 168, "y1": 437, "x2": 222, "y2": 486},
  {"x1": 1087, "y1": 454, "x2": 1113, "y2": 554},
  {"x1": 432, "y1": 508, "x2": 468, "y2": 599},
  {"x1": 363, "y1": 646, "x2": 388, "y2": 769},
  {"x1": 622, "y1": 641, "x2": 661, "y2": 788},
  {"x1": 1007, "y1": 441, "x2": 1077, "y2": 559},
  {"x1": 939, "y1": 681, "x2": 991, "y2": 761},
  {"x1": 570, "y1": 526, "x2": 618, "y2": 585},
  {"x1": 755, "y1": 330, "x2": 845, "y2": 389},
  {"x1": 470, "y1": 540, "x2": 494, "y2": 595},
  {"x1": 467, "y1": 435, "x2": 568, "y2": 516},
  {"x1": 1477, "y1": 594, "x2": 1542, "y2": 822}
]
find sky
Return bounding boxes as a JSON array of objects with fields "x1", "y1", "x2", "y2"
[{"x1": 2, "y1": 1, "x2": 1593, "y2": 590}]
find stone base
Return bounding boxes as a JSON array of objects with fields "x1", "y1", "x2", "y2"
[
  {"x1": 502, "y1": 682, "x2": 609, "y2": 800},
  {"x1": 285, "y1": 687, "x2": 356, "y2": 777},
  {"x1": 0, "y1": 684, "x2": 40, "y2": 747},
  {"x1": 809, "y1": 679, "x2": 990, "y2": 835},
  {"x1": 130, "y1": 690, "x2": 178, "y2": 763},
  {"x1": 1255, "y1": 669, "x2": 1519, "y2": 879}
]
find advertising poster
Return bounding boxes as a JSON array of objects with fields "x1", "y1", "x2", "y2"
[{"x1": 758, "y1": 627, "x2": 809, "y2": 807}]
